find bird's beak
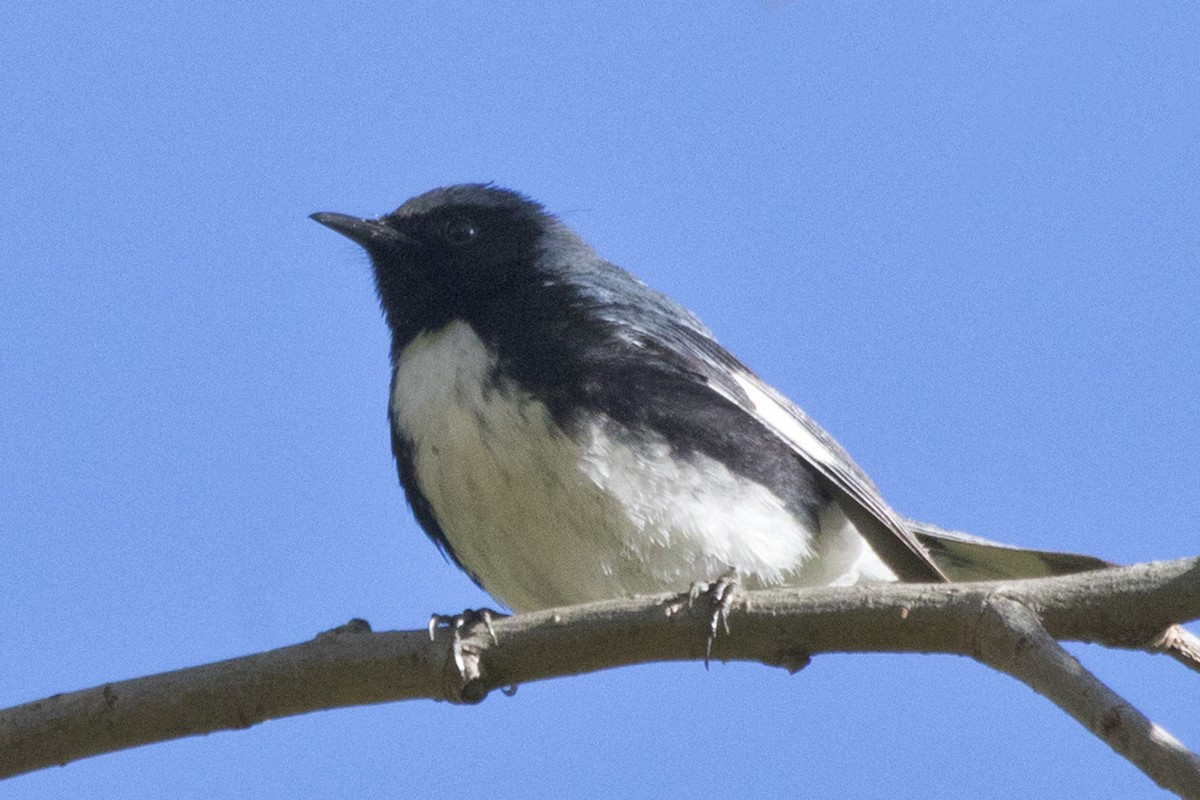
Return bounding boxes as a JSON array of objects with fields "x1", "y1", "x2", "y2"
[{"x1": 309, "y1": 212, "x2": 409, "y2": 249}]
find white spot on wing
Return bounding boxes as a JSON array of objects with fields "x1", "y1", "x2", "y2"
[{"x1": 730, "y1": 372, "x2": 838, "y2": 467}]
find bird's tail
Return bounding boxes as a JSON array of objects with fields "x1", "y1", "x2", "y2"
[
  {"x1": 907, "y1": 517, "x2": 1200, "y2": 674},
  {"x1": 905, "y1": 518, "x2": 1111, "y2": 581}
]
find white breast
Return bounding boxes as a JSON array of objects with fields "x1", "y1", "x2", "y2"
[{"x1": 391, "y1": 320, "x2": 887, "y2": 611}]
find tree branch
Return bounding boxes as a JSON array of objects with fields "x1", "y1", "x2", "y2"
[
  {"x1": 974, "y1": 596, "x2": 1200, "y2": 798},
  {"x1": 2, "y1": 557, "x2": 1198, "y2": 794}
]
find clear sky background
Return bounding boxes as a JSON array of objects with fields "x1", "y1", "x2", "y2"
[{"x1": 3, "y1": 3, "x2": 1198, "y2": 798}]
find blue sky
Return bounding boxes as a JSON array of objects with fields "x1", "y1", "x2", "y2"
[{"x1": 3, "y1": 3, "x2": 1198, "y2": 797}]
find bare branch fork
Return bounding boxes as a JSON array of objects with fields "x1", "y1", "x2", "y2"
[{"x1": 3, "y1": 557, "x2": 1199, "y2": 795}]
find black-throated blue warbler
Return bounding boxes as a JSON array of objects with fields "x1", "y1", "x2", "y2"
[{"x1": 311, "y1": 184, "x2": 1105, "y2": 613}]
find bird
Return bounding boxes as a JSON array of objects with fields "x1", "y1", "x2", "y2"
[{"x1": 311, "y1": 184, "x2": 1106, "y2": 615}]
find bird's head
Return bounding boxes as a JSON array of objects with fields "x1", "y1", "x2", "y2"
[{"x1": 312, "y1": 184, "x2": 594, "y2": 346}]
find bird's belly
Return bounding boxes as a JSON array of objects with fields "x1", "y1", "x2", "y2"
[{"x1": 392, "y1": 321, "x2": 859, "y2": 611}]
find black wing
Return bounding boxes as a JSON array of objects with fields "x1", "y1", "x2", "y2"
[
  {"x1": 645, "y1": 321, "x2": 948, "y2": 583},
  {"x1": 539, "y1": 272, "x2": 950, "y2": 584},
  {"x1": 476, "y1": 257, "x2": 949, "y2": 584}
]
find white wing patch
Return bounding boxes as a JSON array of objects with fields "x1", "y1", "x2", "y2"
[{"x1": 729, "y1": 372, "x2": 838, "y2": 467}]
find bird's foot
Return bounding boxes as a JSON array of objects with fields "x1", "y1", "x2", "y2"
[
  {"x1": 667, "y1": 568, "x2": 738, "y2": 667},
  {"x1": 428, "y1": 607, "x2": 504, "y2": 645},
  {"x1": 428, "y1": 607, "x2": 507, "y2": 700}
]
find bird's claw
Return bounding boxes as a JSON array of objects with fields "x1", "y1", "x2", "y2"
[
  {"x1": 685, "y1": 568, "x2": 738, "y2": 667},
  {"x1": 428, "y1": 607, "x2": 503, "y2": 644},
  {"x1": 428, "y1": 608, "x2": 507, "y2": 693}
]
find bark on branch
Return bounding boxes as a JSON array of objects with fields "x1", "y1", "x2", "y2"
[{"x1": 2, "y1": 557, "x2": 1199, "y2": 795}]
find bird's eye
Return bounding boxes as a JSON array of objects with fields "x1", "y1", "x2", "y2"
[{"x1": 443, "y1": 217, "x2": 478, "y2": 245}]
